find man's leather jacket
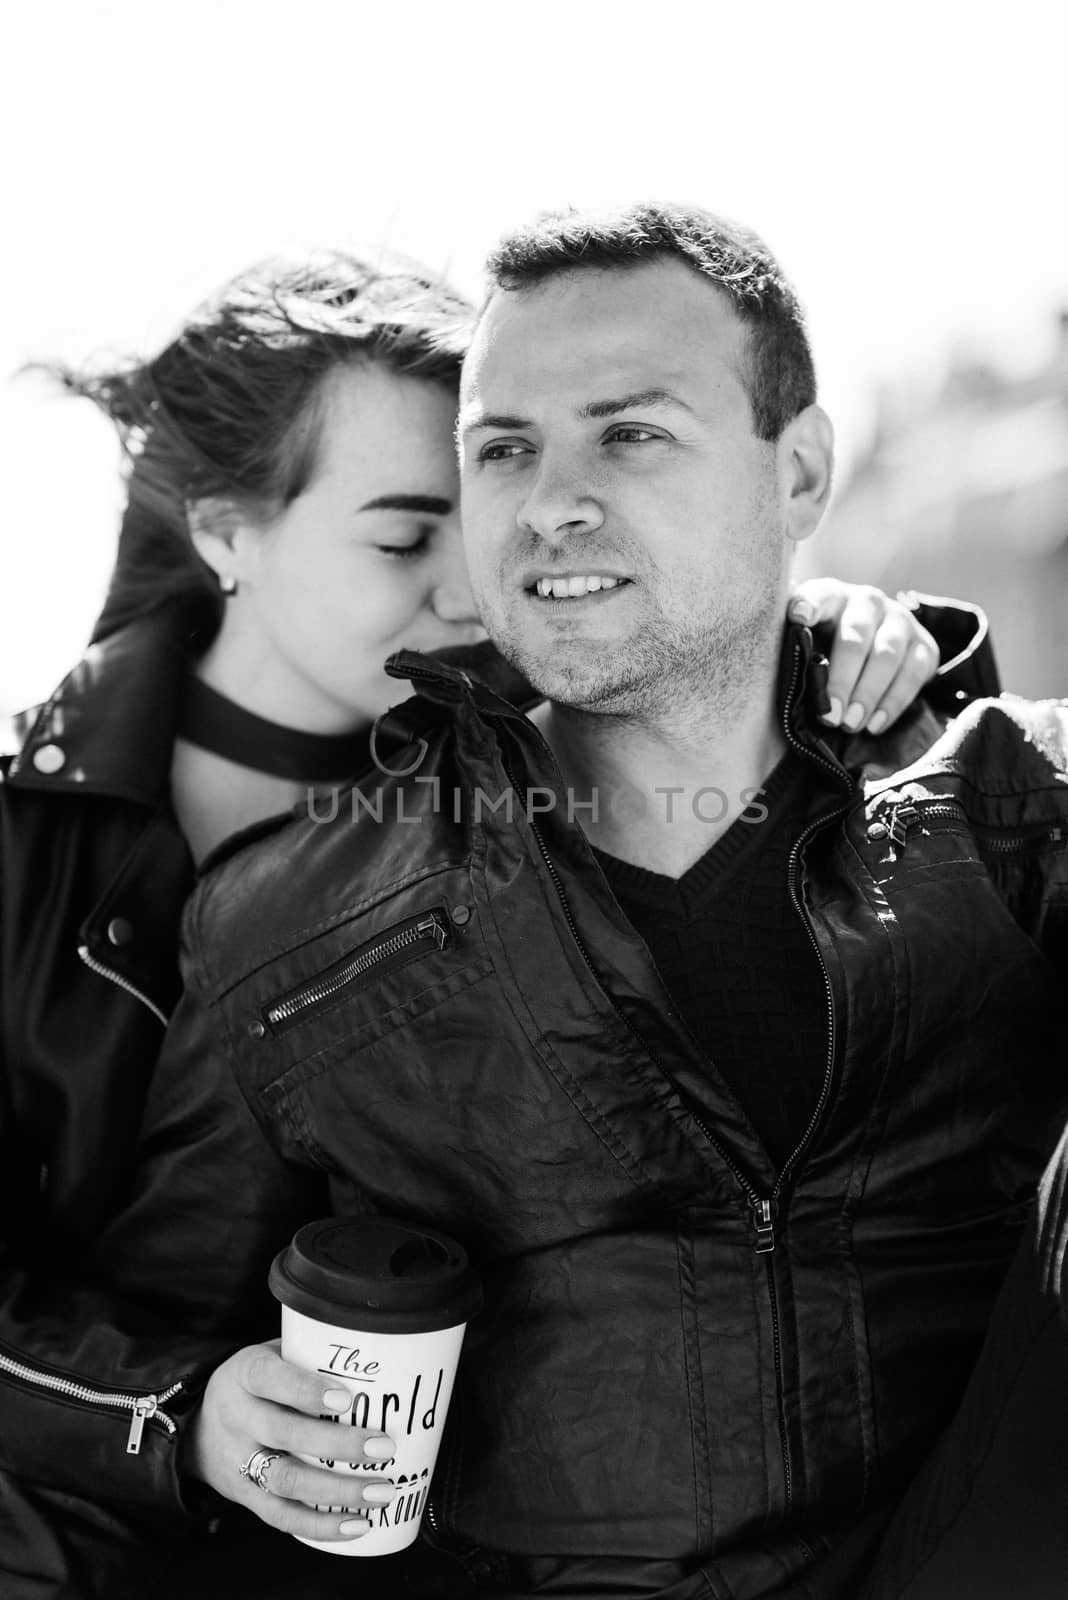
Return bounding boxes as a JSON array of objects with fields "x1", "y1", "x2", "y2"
[{"x1": 85, "y1": 615, "x2": 1067, "y2": 1598}]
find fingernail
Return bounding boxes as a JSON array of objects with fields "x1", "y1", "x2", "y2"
[
  {"x1": 790, "y1": 599, "x2": 815, "y2": 625},
  {"x1": 362, "y1": 1435, "x2": 395, "y2": 1460},
  {"x1": 822, "y1": 696, "x2": 843, "y2": 727},
  {"x1": 867, "y1": 709, "x2": 888, "y2": 735},
  {"x1": 323, "y1": 1389, "x2": 351, "y2": 1412},
  {"x1": 843, "y1": 700, "x2": 866, "y2": 731},
  {"x1": 339, "y1": 1519, "x2": 370, "y2": 1536},
  {"x1": 362, "y1": 1483, "x2": 396, "y2": 1505}
]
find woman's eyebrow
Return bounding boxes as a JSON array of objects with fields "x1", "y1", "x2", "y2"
[{"x1": 358, "y1": 493, "x2": 454, "y2": 514}]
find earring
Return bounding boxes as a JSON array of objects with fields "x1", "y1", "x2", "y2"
[{"x1": 219, "y1": 574, "x2": 237, "y2": 596}]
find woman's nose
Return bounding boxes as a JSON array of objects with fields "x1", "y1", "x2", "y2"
[{"x1": 432, "y1": 528, "x2": 481, "y2": 626}]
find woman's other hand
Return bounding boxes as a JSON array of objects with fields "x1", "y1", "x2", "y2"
[{"x1": 789, "y1": 579, "x2": 939, "y2": 736}]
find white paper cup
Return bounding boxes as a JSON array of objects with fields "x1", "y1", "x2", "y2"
[{"x1": 269, "y1": 1218, "x2": 481, "y2": 1557}]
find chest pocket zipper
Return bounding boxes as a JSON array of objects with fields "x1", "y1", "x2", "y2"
[{"x1": 255, "y1": 909, "x2": 452, "y2": 1036}]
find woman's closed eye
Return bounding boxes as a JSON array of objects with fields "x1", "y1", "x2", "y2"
[{"x1": 375, "y1": 529, "x2": 432, "y2": 560}]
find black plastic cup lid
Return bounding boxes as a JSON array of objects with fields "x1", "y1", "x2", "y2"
[{"x1": 269, "y1": 1217, "x2": 482, "y2": 1333}]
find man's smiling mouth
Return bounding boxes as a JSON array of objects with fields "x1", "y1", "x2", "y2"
[{"x1": 528, "y1": 575, "x2": 631, "y2": 600}]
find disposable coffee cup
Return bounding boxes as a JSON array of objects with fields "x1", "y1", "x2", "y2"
[{"x1": 269, "y1": 1216, "x2": 481, "y2": 1557}]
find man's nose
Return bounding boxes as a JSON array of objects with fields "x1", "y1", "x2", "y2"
[{"x1": 516, "y1": 455, "x2": 605, "y2": 544}]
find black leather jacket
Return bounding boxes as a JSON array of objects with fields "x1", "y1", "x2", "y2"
[
  {"x1": 0, "y1": 616, "x2": 212, "y2": 1526},
  {"x1": 82, "y1": 614, "x2": 1066, "y2": 1599},
  {"x1": 0, "y1": 596, "x2": 996, "y2": 1533},
  {"x1": 0, "y1": 613, "x2": 327, "y2": 1564},
  {"x1": 0, "y1": 609, "x2": 399, "y2": 1590}
]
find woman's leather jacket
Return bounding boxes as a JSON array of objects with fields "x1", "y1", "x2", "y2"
[{"x1": 0, "y1": 616, "x2": 208, "y2": 1523}]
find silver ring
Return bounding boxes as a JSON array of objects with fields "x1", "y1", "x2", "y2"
[{"x1": 238, "y1": 1447, "x2": 284, "y2": 1493}]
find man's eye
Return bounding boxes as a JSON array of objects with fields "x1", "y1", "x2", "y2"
[
  {"x1": 477, "y1": 441, "x2": 531, "y2": 462},
  {"x1": 605, "y1": 425, "x2": 660, "y2": 444}
]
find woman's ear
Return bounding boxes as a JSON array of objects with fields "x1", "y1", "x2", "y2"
[
  {"x1": 186, "y1": 498, "x2": 253, "y2": 589},
  {"x1": 778, "y1": 404, "x2": 835, "y2": 546}
]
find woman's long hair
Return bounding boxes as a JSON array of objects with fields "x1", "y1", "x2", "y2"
[{"x1": 39, "y1": 252, "x2": 473, "y2": 645}]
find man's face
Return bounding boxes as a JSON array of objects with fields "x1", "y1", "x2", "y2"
[{"x1": 458, "y1": 258, "x2": 796, "y2": 714}]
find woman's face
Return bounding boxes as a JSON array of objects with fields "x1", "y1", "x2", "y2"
[{"x1": 218, "y1": 362, "x2": 482, "y2": 731}]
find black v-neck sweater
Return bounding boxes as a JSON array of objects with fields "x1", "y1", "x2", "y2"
[{"x1": 594, "y1": 753, "x2": 828, "y2": 1170}]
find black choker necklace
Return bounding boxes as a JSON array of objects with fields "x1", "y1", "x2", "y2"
[{"x1": 177, "y1": 675, "x2": 373, "y2": 783}]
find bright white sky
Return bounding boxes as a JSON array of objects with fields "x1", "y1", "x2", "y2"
[{"x1": 3, "y1": 0, "x2": 1067, "y2": 711}]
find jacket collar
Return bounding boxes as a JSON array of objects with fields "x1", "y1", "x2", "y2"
[
  {"x1": 385, "y1": 639, "x2": 539, "y2": 716},
  {"x1": 3, "y1": 610, "x2": 198, "y2": 806},
  {"x1": 387, "y1": 626, "x2": 951, "y2": 797},
  {"x1": 386, "y1": 624, "x2": 853, "y2": 780}
]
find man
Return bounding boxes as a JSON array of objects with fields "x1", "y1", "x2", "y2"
[{"x1": 92, "y1": 206, "x2": 1067, "y2": 1598}]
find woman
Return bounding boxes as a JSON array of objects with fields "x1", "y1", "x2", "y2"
[{"x1": 0, "y1": 250, "x2": 988, "y2": 1596}]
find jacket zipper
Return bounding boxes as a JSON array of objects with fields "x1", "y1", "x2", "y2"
[
  {"x1": 261, "y1": 910, "x2": 450, "y2": 1033},
  {"x1": 761, "y1": 799, "x2": 846, "y2": 1513},
  {"x1": 0, "y1": 1350, "x2": 181, "y2": 1454},
  {"x1": 77, "y1": 945, "x2": 169, "y2": 1027},
  {"x1": 886, "y1": 799, "x2": 1068, "y2": 858},
  {"x1": 887, "y1": 800, "x2": 957, "y2": 850},
  {"x1": 757, "y1": 643, "x2": 851, "y2": 1515},
  {"x1": 518, "y1": 643, "x2": 849, "y2": 1518}
]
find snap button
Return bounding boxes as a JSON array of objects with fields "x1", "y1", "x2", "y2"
[
  {"x1": 247, "y1": 1020, "x2": 266, "y2": 1040},
  {"x1": 451, "y1": 905, "x2": 472, "y2": 927},
  {"x1": 867, "y1": 821, "x2": 889, "y2": 841},
  {"x1": 32, "y1": 743, "x2": 66, "y2": 775},
  {"x1": 106, "y1": 916, "x2": 134, "y2": 948}
]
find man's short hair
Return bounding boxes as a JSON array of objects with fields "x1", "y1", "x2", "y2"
[{"x1": 484, "y1": 203, "x2": 816, "y2": 442}]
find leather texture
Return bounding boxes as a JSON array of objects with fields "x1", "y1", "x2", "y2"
[
  {"x1": 0, "y1": 598, "x2": 1041, "y2": 1599},
  {"x1": 83, "y1": 620, "x2": 1066, "y2": 1597}
]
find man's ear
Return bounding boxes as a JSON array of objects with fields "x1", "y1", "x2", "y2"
[
  {"x1": 778, "y1": 404, "x2": 834, "y2": 545},
  {"x1": 186, "y1": 497, "x2": 250, "y2": 587}
]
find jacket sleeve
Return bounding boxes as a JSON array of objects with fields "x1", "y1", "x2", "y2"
[
  {"x1": 91, "y1": 966, "x2": 327, "y2": 1346},
  {"x1": 899, "y1": 591, "x2": 1001, "y2": 710},
  {"x1": 0, "y1": 922, "x2": 327, "y2": 1527}
]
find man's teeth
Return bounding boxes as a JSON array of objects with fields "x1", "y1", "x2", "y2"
[{"x1": 534, "y1": 575, "x2": 622, "y2": 599}]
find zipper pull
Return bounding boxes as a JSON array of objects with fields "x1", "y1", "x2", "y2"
[
  {"x1": 417, "y1": 913, "x2": 448, "y2": 952},
  {"x1": 889, "y1": 802, "x2": 919, "y2": 854},
  {"x1": 753, "y1": 1198, "x2": 776, "y2": 1255},
  {"x1": 126, "y1": 1395, "x2": 158, "y2": 1455}
]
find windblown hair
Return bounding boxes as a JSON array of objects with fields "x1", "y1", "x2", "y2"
[
  {"x1": 42, "y1": 252, "x2": 474, "y2": 643},
  {"x1": 484, "y1": 203, "x2": 815, "y2": 442}
]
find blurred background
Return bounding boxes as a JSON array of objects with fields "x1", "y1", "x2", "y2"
[{"x1": 3, "y1": 0, "x2": 1066, "y2": 714}]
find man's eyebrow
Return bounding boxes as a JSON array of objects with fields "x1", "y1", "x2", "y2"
[
  {"x1": 458, "y1": 390, "x2": 694, "y2": 435},
  {"x1": 581, "y1": 388, "x2": 694, "y2": 419},
  {"x1": 357, "y1": 493, "x2": 453, "y2": 515},
  {"x1": 458, "y1": 411, "x2": 532, "y2": 436}
]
